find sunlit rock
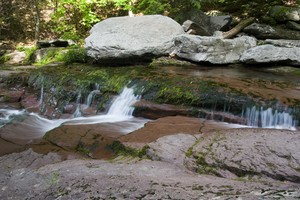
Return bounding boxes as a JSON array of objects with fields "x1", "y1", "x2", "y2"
[
  {"x1": 85, "y1": 15, "x2": 185, "y2": 65},
  {"x1": 173, "y1": 35, "x2": 256, "y2": 64},
  {"x1": 240, "y1": 44, "x2": 300, "y2": 66}
]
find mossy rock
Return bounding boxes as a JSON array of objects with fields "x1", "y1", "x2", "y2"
[{"x1": 269, "y1": 6, "x2": 300, "y2": 22}]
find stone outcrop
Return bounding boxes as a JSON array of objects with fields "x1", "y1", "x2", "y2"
[
  {"x1": 85, "y1": 15, "x2": 185, "y2": 65},
  {"x1": 190, "y1": 128, "x2": 300, "y2": 182},
  {"x1": 173, "y1": 35, "x2": 256, "y2": 64},
  {"x1": 240, "y1": 44, "x2": 300, "y2": 66}
]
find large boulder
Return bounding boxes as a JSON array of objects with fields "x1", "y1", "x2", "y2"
[
  {"x1": 173, "y1": 35, "x2": 256, "y2": 64},
  {"x1": 240, "y1": 44, "x2": 300, "y2": 66},
  {"x1": 85, "y1": 15, "x2": 185, "y2": 65}
]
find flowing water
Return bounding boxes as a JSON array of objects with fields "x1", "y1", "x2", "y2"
[
  {"x1": 0, "y1": 86, "x2": 147, "y2": 144},
  {"x1": 244, "y1": 106, "x2": 297, "y2": 130}
]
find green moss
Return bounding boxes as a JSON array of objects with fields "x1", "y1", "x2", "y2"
[
  {"x1": 61, "y1": 48, "x2": 87, "y2": 65},
  {"x1": 76, "y1": 145, "x2": 91, "y2": 155},
  {"x1": 0, "y1": 54, "x2": 11, "y2": 64},
  {"x1": 107, "y1": 140, "x2": 150, "y2": 158}
]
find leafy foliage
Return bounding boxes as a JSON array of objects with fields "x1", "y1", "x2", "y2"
[{"x1": 1, "y1": 0, "x2": 299, "y2": 41}]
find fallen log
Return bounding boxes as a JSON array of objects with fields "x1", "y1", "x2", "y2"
[{"x1": 223, "y1": 17, "x2": 255, "y2": 39}]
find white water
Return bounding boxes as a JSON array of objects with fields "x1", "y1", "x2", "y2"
[
  {"x1": 0, "y1": 86, "x2": 146, "y2": 142},
  {"x1": 107, "y1": 87, "x2": 140, "y2": 116},
  {"x1": 244, "y1": 106, "x2": 297, "y2": 130}
]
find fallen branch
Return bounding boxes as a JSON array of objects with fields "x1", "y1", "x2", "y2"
[{"x1": 223, "y1": 17, "x2": 255, "y2": 39}]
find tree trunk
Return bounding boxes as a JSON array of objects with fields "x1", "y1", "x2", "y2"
[
  {"x1": 222, "y1": 17, "x2": 255, "y2": 39},
  {"x1": 34, "y1": 0, "x2": 40, "y2": 41}
]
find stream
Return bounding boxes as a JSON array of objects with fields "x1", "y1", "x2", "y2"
[{"x1": 0, "y1": 64, "x2": 299, "y2": 153}]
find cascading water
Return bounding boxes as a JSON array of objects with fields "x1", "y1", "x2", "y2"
[
  {"x1": 85, "y1": 90, "x2": 100, "y2": 107},
  {"x1": 0, "y1": 85, "x2": 146, "y2": 142},
  {"x1": 244, "y1": 106, "x2": 297, "y2": 130},
  {"x1": 73, "y1": 92, "x2": 82, "y2": 117},
  {"x1": 107, "y1": 86, "x2": 140, "y2": 117}
]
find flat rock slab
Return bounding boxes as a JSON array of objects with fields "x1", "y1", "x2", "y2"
[
  {"x1": 120, "y1": 116, "x2": 246, "y2": 147},
  {"x1": 240, "y1": 44, "x2": 300, "y2": 66},
  {"x1": 1, "y1": 151, "x2": 300, "y2": 199},
  {"x1": 85, "y1": 15, "x2": 185, "y2": 65},
  {"x1": 191, "y1": 128, "x2": 300, "y2": 182}
]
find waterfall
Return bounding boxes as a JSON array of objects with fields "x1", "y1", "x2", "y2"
[
  {"x1": 85, "y1": 90, "x2": 100, "y2": 107},
  {"x1": 72, "y1": 92, "x2": 82, "y2": 118},
  {"x1": 39, "y1": 85, "x2": 44, "y2": 105},
  {"x1": 107, "y1": 86, "x2": 140, "y2": 117},
  {"x1": 244, "y1": 106, "x2": 297, "y2": 130}
]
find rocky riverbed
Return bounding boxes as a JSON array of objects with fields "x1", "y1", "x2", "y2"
[{"x1": 1, "y1": 62, "x2": 300, "y2": 199}]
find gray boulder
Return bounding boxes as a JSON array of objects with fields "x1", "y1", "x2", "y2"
[
  {"x1": 182, "y1": 10, "x2": 231, "y2": 36},
  {"x1": 243, "y1": 23, "x2": 281, "y2": 39},
  {"x1": 85, "y1": 15, "x2": 185, "y2": 65},
  {"x1": 269, "y1": 5, "x2": 300, "y2": 22},
  {"x1": 240, "y1": 44, "x2": 300, "y2": 66},
  {"x1": 173, "y1": 35, "x2": 256, "y2": 64},
  {"x1": 191, "y1": 128, "x2": 300, "y2": 182},
  {"x1": 182, "y1": 20, "x2": 211, "y2": 36}
]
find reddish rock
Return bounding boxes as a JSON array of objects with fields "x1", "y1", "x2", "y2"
[{"x1": 133, "y1": 100, "x2": 190, "y2": 119}]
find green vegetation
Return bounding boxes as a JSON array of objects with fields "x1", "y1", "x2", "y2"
[
  {"x1": 27, "y1": 47, "x2": 88, "y2": 66},
  {"x1": 50, "y1": 171, "x2": 60, "y2": 186},
  {"x1": 1, "y1": 0, "x2": 299, "y2": 42},
  {"x1": 28, "y1": 64, "x2": 260, "y2": 118},
  {"x1": 0, "y1": 55, "x2": 10, "y2": 64},
  {"x1": 107, "y1": 140, "x2": 150, "y2": 158}
]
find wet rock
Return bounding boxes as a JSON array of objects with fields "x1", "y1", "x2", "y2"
[
  {"x1": 0, "y1": 89, "x2": 24, "y2": 103},
  {"x1": 269, "y1": 5, "x2": 300, "y2": 22},
  {"x1": 85, "y1": 15, "x2": 185, "y2": 65},
  {"x1": 240, "y1": 44, "x2": 300, "y2": 66},
  {"x1": 173, "y1": 35, "x2": 256, "y2": 64},
  {"x1": 191, "y1": 128, "x2": 300, "y2": 182},
  {"x1": 44, "y1": 119, "x2": 147, "y2": 159},
  {"x1": 133, "y1": 100, "x2": 190, "y2": 119},
  {"x1": 120, "y1": 116, "x2": 245, "y2": 146}
]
